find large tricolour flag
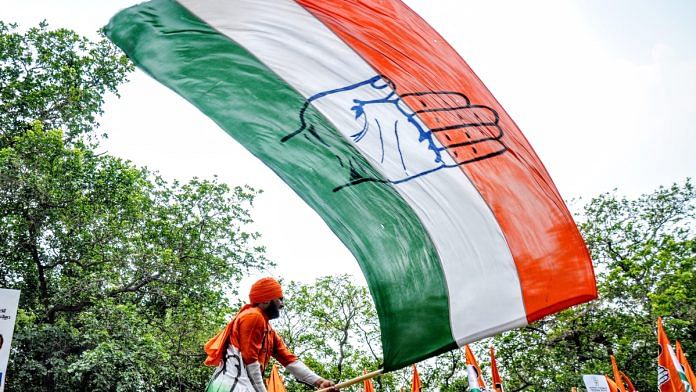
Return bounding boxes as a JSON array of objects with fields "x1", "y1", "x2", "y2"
[{"x1": 105, "y1": 0, "x2": 597, "y2": 371}]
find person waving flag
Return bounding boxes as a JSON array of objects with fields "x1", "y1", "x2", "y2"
[{"x1": 106, "y1": 0, "x2": 597, "y2": 372}]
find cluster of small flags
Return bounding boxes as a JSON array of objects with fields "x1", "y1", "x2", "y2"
[
  {"x1": 602, "y1": 354, "x2": 637, "y2": 392},
  {"x1": 454, "y1": 317, "x2": 696, "y2": 392},
  {"x1": 581, "y1": 317, "x2": 695, "y2": 392},
  {"x1": 464, "y1": 345, "x2": 503, "y2": 392},
  {"x1": 266, "y1": 317, "x2": 694, "y2": 391},
  {"x1": 656, "y1": 317, "x2": 695, "y2": 392}
]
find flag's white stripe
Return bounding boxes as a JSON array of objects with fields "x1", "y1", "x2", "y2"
[
  {"x1": 178, "y1": 0, "x2": 528, "y2": 340},
  {"x1": 668, "y1": 344, "x2": 693, "y2": 391},
  {"x1": 467, "y1": 365, "x2": 482, "y2": 391}
]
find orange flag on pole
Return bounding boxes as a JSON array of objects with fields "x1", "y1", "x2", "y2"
[
  {"x1": 604, "y1": 374, "x2": 619, "y2": 392},
  {"x1": 411, "y1": 364, "x2": 422, "y2": 392},
  {"x1": 676, "y1": 341, "x2": 696, "y2": 391},
  {"x1": 465, "y1": 345, "x2": 488, "y2": 392},
  {"x1": 611, "y1": 355, "x2": 627, "y2": 392},
  {"x1": 605, "y1": 375, "x2": 620, "y2": 392},
  {"x1": 657, "y1": 317, "x2": 690, "y2": 392},
  {"x1": 363, "y1": 369, "x2": 376, "y2": 392},
  {"x1": 266, "y1": 364, "x2": 287, "y2": 392},
  {"x1": 620, "y1": 371, "x2": 637, "y2": 392},
  {"x1": 490, "y1": 346, "x2": 504, "y2": 392}
]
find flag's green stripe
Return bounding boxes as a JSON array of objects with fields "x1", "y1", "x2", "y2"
[{"x1": 105, "y1": 0, "x2": 456, "y2": 370}]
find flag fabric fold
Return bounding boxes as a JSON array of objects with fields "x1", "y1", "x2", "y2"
[
  {"x1": 411, "y1": 364, "x2": 422, "y2": 392},
  {"x1": 605, "y1": 375, "x2": 620, "y2": 392},
  {"x1": 619, "y1": 371, "x2": 636, "y2": 392},
  {"x1": 266, "y1": 364, "x2": 287, "y2": 392},
  {"x1": 465, "y1": 345, "x2": 488, "y2": 392},
  {"x1": 363, "y1": 369, "x2": 376, "y2": 392},
  {"x1": 677, "y1": 341, "x2": 696, "y2": 391},
  {"x1": 105, "y1": 0, "x2": 597, "y2": 370},
  {"x1": 611, "y1": 355, "x2": 627, "y2": 392},
  {"x1": 490, "y1": 346, "x2": 504, "y2": 392},
  {"x1": 658, "y1": 317, "x2": 691, "y2": 392}
]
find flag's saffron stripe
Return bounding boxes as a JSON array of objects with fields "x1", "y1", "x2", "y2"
[
  {"x1": 296, "y1": 0, "x2": 597, "y2": 320},
  {"x1": 105, "y1": 0, "x2": 455, "y2": 370},
  {"x1": 176, "y1": 0, "x2": 528, "y2": 353}
]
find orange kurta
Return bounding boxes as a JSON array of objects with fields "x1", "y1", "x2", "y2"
[
  {"x1": 205, "y1": 305, "x2": 297, "y2": 370},
  {"x1": 229, "y1": 306, "x2": 297, "y2": 370}
]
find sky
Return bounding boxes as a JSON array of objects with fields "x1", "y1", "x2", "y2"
[{"x1": 4, "y1": 1, "x2": 696, "y2": 297}]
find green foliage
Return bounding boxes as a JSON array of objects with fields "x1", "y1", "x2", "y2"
[
  {"x1": 1, "y1": 124, "x2": 267, "y2": 390},
  {"x1": 272, "y1": 276, "x2": 469, "y2": 391},
  {"x1": 1, "y1": 22, "x2": 268, "y2": 391},
  {"x1": 492, "y1": 180, "x2": 695, "y2": 391},
  {"x1": 0, "y1": 21, "x2": 132, "y2": 145},
  {"x1": 274, "y1": 275, "x2": 388, "y2": 391}
]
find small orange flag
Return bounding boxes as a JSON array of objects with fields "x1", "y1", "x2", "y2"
[
  {"x1": 611, "y1": 355, "x2": 627, "y2": 392},
  {"x1": 605, "y1": 375, "x2": 620, "y2": 392},
  {"x1": 411, "y1": 364, "x2": 422, "y2": 392},
  {"x1": 620, "y1": 371, "x2": 637, "y2": 392},
  {"x1": 363, "y1": 369, "x2": 376, "y2": 392},
  {"x1": 490, "y1": 346, "x2": 504, "y2": 392},
  {"x1": 676, "y1": 341, "x2": 696, "y2": 390},
  {"x1": 266, "y1": 364, "x2": 287, "y2": 392},
  {"x1": 465, "y1": 345, "x2": 488, "y2": 391},
  {"x1": 657, "y1": 317, "x2": 687, "y2": 392}
]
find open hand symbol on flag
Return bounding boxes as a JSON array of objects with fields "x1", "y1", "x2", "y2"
[{"x1": 282, "y1": 76, "x2": 507, "y2": 191}]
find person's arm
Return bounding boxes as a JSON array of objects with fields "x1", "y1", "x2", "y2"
[
  {"x1": 245, "y1": 362, "x2": 267, "y2": 392},
  {"x1": 285, "y1": 360, "x2": 338, "y2": 389},
  {"x1": 272, "y1": 331, "x2": 337, "y2": 390},
  {"x1": 285, "y1": 360, "x2": 320, "y2": 386}
]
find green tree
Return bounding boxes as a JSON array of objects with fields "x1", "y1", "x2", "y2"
[
  {"x1": 492, "y1": 180, "x2": 695, "y2": 391},
  {"x1": 419, "y1": 349, "x2": 467, "y2": 391},
  {"x1": 274, "y1": 275, "x2": 401, "y2": 391},
  {"x1": 0, "y1": 21, "x2": 131, "y2": 145},
  {"x1": 1, "y1": 22, "x2": 269, "y2": 391},
  {"x1": 2, "y1": 123, "x2": 267, "y2": 391}
]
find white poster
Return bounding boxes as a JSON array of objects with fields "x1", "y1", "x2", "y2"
[
  {"x1": 0, "y1": 289, "x2": 20, "y2": 392},
  {"x1": 583, "y1": 375, "x2": 611, "y2": 392}
]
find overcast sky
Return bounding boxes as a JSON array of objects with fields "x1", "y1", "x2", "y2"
[{"x1": 4, "y1": 0, "x2": 696, "y2": 296}]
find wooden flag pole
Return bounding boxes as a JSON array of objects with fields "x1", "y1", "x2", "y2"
[{"x1": 316, "y1": 369, "x2": 384, "y2": 392}]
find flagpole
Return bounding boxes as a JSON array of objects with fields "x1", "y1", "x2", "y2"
[{"x1": 316, "y1": 369, "x2": 384, "y2": 392}]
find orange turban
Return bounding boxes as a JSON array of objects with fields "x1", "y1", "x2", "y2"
[{"x1": 249, "y1": 277, "x2": 283, "y2": 303}]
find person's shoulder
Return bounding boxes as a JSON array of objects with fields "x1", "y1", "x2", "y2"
[{"x1": 238, "y1": 307, "x2": 266, "y2": 325}]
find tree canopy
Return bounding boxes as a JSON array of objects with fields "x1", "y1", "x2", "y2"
[
  {"x1": 0, "y1": 21, "x2": 131, "y2": 145},
  {"x1": 1, "y1": 22, "x2": 268, "y2": 391}
]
